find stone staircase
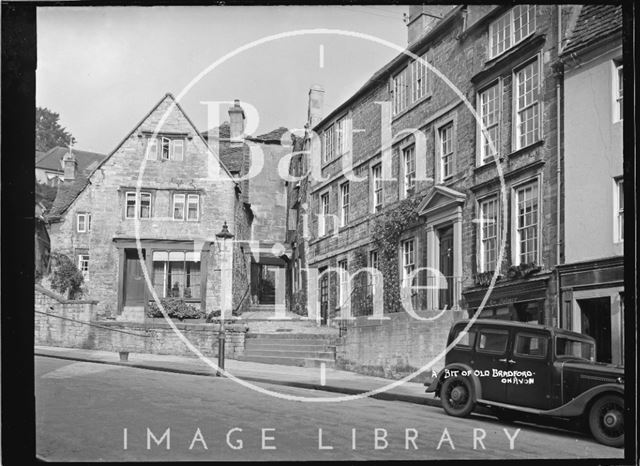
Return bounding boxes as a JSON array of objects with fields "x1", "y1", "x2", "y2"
[{"x1": 238, "y1": 333, "x2": 338, "y2": 368}]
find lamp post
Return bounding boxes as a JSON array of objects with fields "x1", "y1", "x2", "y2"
[{"x1": 215, "y1": 221, "x2": 234, "y2": 376}]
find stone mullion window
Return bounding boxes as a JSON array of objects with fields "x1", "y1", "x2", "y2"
[
  {"x1": 125, "y1": 191, "x2": 152, "y2": 219},
  {"x1": 146, "y1": 135, "x2": 185, "y2": 161},
  {"x1": 76, "y1": 212, "x2": 91, "y2": 233}
]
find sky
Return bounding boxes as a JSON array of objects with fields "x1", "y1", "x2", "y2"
[{"x1": 37, "y1": 5, "x2": 410, "y2": 154}]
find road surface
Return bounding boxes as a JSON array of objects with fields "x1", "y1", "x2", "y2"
[{"x1": 35, "y1": 356, "x2": 623, "y2": 461}]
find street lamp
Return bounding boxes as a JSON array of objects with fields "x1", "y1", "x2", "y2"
[{"x1": 215, "y1": 221, "x2": 234, "y2": 376}]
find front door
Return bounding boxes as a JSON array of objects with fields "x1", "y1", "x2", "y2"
[
  {"x1": 124, "y1": 249, "x2": 146, "y2": 306},
  {"x1": 319, "y1": 269, "x2": 329, "y2": 326},
  {"x1": 438, "y1": 226, "x2": 454, "y2": 309}
]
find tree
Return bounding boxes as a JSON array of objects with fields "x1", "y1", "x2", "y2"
[{"x1": 36, "y1": 107, "x2": 75, "y2": 152}]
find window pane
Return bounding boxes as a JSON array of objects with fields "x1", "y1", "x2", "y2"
[
  {"x1": 77, "y1": 214, "x2": 85, "y2": 232},
  {"x1": 153, "y1": 259, "x2": 166, "y2": 297},
  {"x1": 172, "y1": 139, "x2": 184, "y2": 161},
  {"x1": 161, "y1": 137, "x2": 171, "y2": 160},
  {"x1": 140, "y1": 193, "x2": 151, "y2": 218},
  {"x1": 514, "y1": 333, "x2": 547, "y2": 357},
  {"x1": 126, "y1": 192, "x2": 136, "y2": 218},
  {"x1": 173, "y1": 194, "x2": 185, "y2": 220},
  {"x1": 187, "y1": 194, "x2": 199, "y2": 220},
  {"x1": 185, "y1": 260, "x2": 200, "y2": 299},
  {"x1": 478, "y1": 330, "x2": 509, "y2": 353}
]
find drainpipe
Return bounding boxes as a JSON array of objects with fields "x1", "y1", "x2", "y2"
[{"x1": 555, "y1": 5, "x2": 564, "y2": 327}]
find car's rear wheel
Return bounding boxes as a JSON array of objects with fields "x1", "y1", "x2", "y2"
[
  {"x1": 441, "y1": 375, "x2": 475, "y2": 417},
  {"x1": 588, "y1": 394, "x2": 624, "y2": 447}
]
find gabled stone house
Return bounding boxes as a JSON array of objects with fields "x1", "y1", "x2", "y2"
[
  {"x1": 47, "y1": 93, "x2": 253, "y2": 321},
  {"x1": 36, "y1": 146, "x2": 106, "y2": 186}
]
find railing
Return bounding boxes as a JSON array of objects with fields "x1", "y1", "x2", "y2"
[{"x1": 34, "y1": 309, "x2": 150, "y2": 337}]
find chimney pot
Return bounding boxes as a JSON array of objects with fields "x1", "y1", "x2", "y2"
[
  {"x1": 62, "y1": 150, "x2": 77, "y2": 181},
  {"x1": 307, "y1": 85, "x2": 325, "y2": 128},
  {"x1": 228, "y1": 100, "x2": 245, "y2": 142}
]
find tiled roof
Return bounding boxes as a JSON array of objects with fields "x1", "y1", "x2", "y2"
[
  {"x1": 47, "y1": 174, "x2": 91, "y2": 218},
  {"x1": 250, "y1": 127, "x2": 291, "y2": 143},
  {"x1": 36, "y1": 146, "x2": 107, "y2": 174},
  {"x1": 562, "y1": 4, "x2": 623, "y2": 56}
]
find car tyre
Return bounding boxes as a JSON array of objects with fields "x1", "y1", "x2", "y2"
[
  {"x1": 588, "y1": 394, "x2": 624, "y2": 448},
  {"x1": 441, "y1": 375, "x2": 475, "y2": 417}
]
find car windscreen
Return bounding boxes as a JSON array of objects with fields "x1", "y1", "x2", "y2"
[{"x1": 555, "y1": 336, "x2": 595, "y2": 361}]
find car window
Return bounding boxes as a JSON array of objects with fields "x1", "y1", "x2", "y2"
[
  {"x1": 452, "y1": 328, "x2": 476, "y2": 348},
  {"x1": 556, "y1": 336, "x2": 594, "y2": 361},
  {"x1": 477, "y1": 329, "x2": 509, "y2": 354},
  {"x1": 514, "y1": 333, "x2": 548, "y2": 358}
]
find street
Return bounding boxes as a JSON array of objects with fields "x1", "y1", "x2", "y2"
[{"x1": 35, "y1": 356, "x2": 624, "y2": 461}]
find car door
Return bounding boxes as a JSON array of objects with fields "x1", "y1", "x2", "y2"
[
  {"x1": 472, "y1": 326, "x2": 510, "y2": 402},
  {"x1": 506, "y1": 330, "x2": 552, "y2": 409}
]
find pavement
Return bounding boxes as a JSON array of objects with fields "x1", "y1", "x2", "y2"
[{"x1": 35, "y1": 345, "x2": 440, "y2": 406}]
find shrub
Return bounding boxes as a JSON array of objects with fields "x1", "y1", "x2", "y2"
[
  {"x1": 147, "y1": 298, "x2": 206, "y2": 320},
  {"x1": 49, "y1": 252, "x2": 84, "y2": 299}
]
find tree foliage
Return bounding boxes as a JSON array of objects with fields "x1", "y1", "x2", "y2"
[
  {"x1": 49, "y1": 252, "x2": 85, "y2": 299},
  {"x1": 36, "y1": 107, "x2": 74, "y2": 152}
]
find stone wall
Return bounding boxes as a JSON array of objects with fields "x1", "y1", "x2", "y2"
[
  {"x1": 335, "y1": 309, "x2": 465, "y2": 382},
  {"x1": 35, "y1": 286, "x2": 247, "y2": 358}
]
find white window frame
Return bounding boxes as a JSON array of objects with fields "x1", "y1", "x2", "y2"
[
  {"x1": 438, "y1": 122, "x2": 455, "y2": 182},
  {"x1": 411, "y1": 52, "x2": 429, "y2": 102},
  {"x1": 478, "y1": 195, "x2": 500, "y2": 273},
  {"x1": 173, "y1": 193, "x2": 186, "y2": 221},
  {"x1": 76, "y1": 212, "x2": 91, "y2": 233},
  {"x1": 337, "y1": 259, "x2": 349, "y2": 307},
  {"x1": 371, "y1": 163, "x2": 383, "y2": 213},
  {"x1": 172, "y1": 139, "x2": 184, "y2": 161},
  {"x1": 340, "y1": 182, "x2": 350, "y2": 227},
  {"x1": 513, "y1": 57, "x2": 541, "y2": 150},
  {"x1": 125, "y1": 192, "x2": 137, "y2": 219},
  {"x1": 489, "y1": 5, "x2": 536, "y2": 59},
  {"x1": 319, "y1": 191, "x2": 330, "y2": 236},
  {"x1": 392, "y1": 67, "x2": 408, "y2": 115},
  {"x1": 512, "y1": 178, "x2": 541, "y2": 265},
  {"x1": 613, "y1": 62, "x2": 623, "y2": 122},
  {"x1": 614, "y1": 177, "x2": 623, "y2": 243},
  {"x1": 78, "y1": 253, "x2": 89, "y2": 278},
  {"x1": 161, "y1": 137, "x2": 171, "y2": 160},
  {"x1": 401, "y1": 238, "x2": 416, "y2": 287},
  {"x1": 146, "y1": 138, "x2": 158, "y2": 160},
  {"x1": 402, "y1": 145, "x2": 416, "y2": 198},
  {"x1": 336, "y1": 116, "x2": 350, "y2": 156},
  {"x1": 323, "y1": 125, "x2": 335, "y2": 163},
  {"x1": 139, "y1": 192, "x2": 151, "y2": 219},
  {"x1": 125, "y1": 191, "x2": 151, "y2": 219},
  {"x1": 478, "y1": 81, "x2": 501, "y2": 165},
  {"x1": 186, "y1": 194, "x2": 200, "y2": 222}
]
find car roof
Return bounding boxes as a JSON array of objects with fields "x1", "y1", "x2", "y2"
[{"x1": 452, "y1": 319, "x2": 596, "y2": 342}]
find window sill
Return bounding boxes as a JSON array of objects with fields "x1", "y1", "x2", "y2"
[
  {"x1": 392, "y1": 93, "x2": 432, "y2": 122},
  {"x1": 508, "y1": 139, "x2": 544, "y2": 159}
]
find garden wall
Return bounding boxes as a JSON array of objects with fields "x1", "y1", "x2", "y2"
[
  {"x1": 35, "y1": 285, "x2": 247, "y2": 358},
  {"x1": 335, "y1": 309, "x2": 466, "y2": 383}
]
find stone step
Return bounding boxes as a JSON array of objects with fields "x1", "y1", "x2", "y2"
[
  {"x1": 244, "y1": 342, "x2": 336, "y2": 352},
  {"x1": 243, "y1": 349, "x2": 335, "y2": 359},
  {"x1": 247, "y1": 332, "x2": 337, "y2": 340},
  {"x1": 236, "y1": 355, "x2": 336, "y2": 368}
]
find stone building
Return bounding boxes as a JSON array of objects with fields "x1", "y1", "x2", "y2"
[
  {"x1": 292, "y1": 4, "x2": 566, "y2": 328},
  {"x1": 36, "y1": 146, "x2": 105, "y2": 186},
  {"x1": 556, "y1": 4, "x2": 624, "y2": 364},
  {"x1": 47, "y1": 94, "x2": 253, "y2": 321}
]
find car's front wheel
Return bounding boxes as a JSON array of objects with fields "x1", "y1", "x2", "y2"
[
  {"x1": 440, "y1": 375, "x2": 475, "y2": 417},
  {"x1": 588, "y1": 394, "x2": 624, "y2": 448}
]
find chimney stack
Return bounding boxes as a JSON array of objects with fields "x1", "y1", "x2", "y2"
[
  {"x1": 307, "y1": 85, "x2": 325, "y2": 128},
  {"x1": 62, "y1": 149, "x2": 77, "y2": 181},
  {"x1": 228, "y1": 99, "x2": 245, "y2": 142},
  {"x1": 406, "y1": 5, "x2": 455, "y2": 45}
]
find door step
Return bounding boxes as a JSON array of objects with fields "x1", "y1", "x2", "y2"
[{"x1": 238, "y1": 333, "x2": 337, "y2": 368}]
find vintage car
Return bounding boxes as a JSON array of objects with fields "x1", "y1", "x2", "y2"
[{"x1": 425, "y1": 319, "x2": 624, "y2": 447}]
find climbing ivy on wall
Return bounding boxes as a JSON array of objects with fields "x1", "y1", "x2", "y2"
[{"x1": 371, "y1": 197, "x2": 423, "y2": 313}]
